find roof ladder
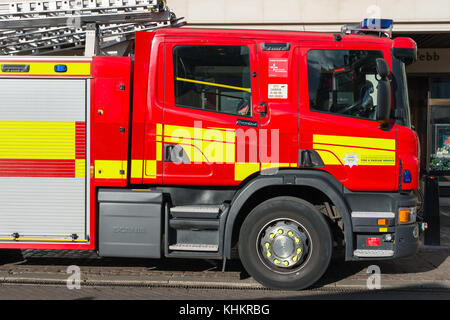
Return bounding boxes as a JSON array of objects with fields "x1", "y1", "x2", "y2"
[{"x1": 0, "y1": 0, "x2": 184, "y2": 56}]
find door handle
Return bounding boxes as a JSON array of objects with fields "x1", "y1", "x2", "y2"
[
  {"x1": 164, "y1": 144, "x2": 190, "y2": 164},
  {"x1": 254, "y1": 102, "x2": 267, "y2": 116}
]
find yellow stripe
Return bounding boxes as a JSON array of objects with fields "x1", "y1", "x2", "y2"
[
  {"x1": 314, "y1": 144, "x2": 395, "y2": 166},
  {"x1": 144, "y1": 160, "x2": 157, "y2": 178},
  {"x1": 235, "y1": 162, "x2": 260, "y2": 181},
  {"x1": 0, "y1": 121, "x2": 75, "y2": 159},
  {"x1": 315, "y1": 150, "x2": 342, "y2": 165},
  {"x1": 164, "y1": 124, "x2": 235, "y2": 144},
  {"x1": 75, "y1": 159, "x2": 85, "y2": 178},
  {"x1": 261, "y1": 163, "x2": 291, "y2": 170},
  {"x1": 176, "y1": 77, "x2": 251, "y2": 93},
  {"x1": 156, "y1": 123, "x2": 163, "y2": 136},
  {"x1": 131, "y1": 159, "x2": 143, "y2": 179},
  {"x1": 95, "y1": 160, "x2": 127, "y2": 179},
  {"x1": 0, "y1": 62, "x2": 91, "y2": 76},
  {"x1": 164, "y1": 124, "x2": 236, "y2": 164},
  {"x1": 313, "y1": 135, "x2": 396, "y2": 151}
]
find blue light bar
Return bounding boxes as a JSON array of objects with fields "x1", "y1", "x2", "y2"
[{"x1": 361, "y1": 18, "x2": 393, "y2": 30}]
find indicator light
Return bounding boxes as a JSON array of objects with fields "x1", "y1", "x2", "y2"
[
  {"x1": 54, "y1": 64, "x2": 68, "y2": 73},
  {"x1": 403, "y1": 170, "x2": 412, "y2": 183},
  {"x1": 399, "y1": 209, "x2": 411, "y2": 223},
  {"x1": 377, "y1": 219, "x2": 387, "y2": 225}
]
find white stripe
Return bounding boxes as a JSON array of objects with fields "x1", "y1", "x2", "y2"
[
  {"x1": 351, "y1": 211, "x2": 395, "y2": 219},
  {"x1": 354, "y1": 249, "x2": 394, "y2": 257}
]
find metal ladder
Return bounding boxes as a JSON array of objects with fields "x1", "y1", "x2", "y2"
[{"x1": 0, "y1": 0, "x2": 184, "y2": 56}]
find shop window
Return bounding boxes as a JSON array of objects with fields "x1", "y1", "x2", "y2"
[
  {"x1": 307, "y1": 50, "x2": 384, "y2": 121},
  {"x1": 429, "y1": 105, "x2": 450, "y2": 173},
  {"x1": 173, "y1": 45, "x2": 252, "y2": 117},
  {"x1": 431, "y1": 78, "x2": 450, "y2": 99}
]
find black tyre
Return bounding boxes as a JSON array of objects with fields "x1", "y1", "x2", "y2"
[{"x1": 238, "y1": 196, "x2": 332, "y2": 290}]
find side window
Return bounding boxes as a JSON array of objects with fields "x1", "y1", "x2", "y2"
[
  {"x1": 307, "y1": 50, "x2": 384, "y2": 120},
  {"x1": 173, "y1": 45, "x2": 252, "y2": 116}
]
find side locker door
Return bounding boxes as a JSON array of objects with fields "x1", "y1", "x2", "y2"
[
  {"x1": 92, "y1": 77, "x2": 130, "y2": 185},
  {"x1": 299, "y1": 41, "x2": 397, "y2": 191},
  {"x1": 162, "y1": 38, "x2": 260, "y2": 186}
]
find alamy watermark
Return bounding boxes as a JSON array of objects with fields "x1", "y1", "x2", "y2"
[
  {"x1": 366, "y1": 265, "x2": 381, "y2": 290},
  {"x1": 66, "y1": 265, "x2": 81, "y2": 290}
]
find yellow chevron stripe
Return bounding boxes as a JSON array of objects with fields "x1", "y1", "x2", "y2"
[
  {"x1": 313, "y1": 144, "x2": 395, "y2": 166},
  {"x1": 313, "y1": 134, "x2": 395, "y2": 151}
]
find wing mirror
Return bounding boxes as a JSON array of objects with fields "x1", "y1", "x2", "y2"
[{"x1": 376, "y1": 58, "x2": 391, "y2": 126}]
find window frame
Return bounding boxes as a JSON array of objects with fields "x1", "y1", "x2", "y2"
[
  {"x1": 306, "y1": 48, "x2": 385, "y2": 122},
  {"x1": 172, "y1": 44, "x2": 253, "y2": 118}
]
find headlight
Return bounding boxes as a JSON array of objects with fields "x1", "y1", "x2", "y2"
[{"x1": 398, "y1": 207, "x2": 417, "y2": 224}]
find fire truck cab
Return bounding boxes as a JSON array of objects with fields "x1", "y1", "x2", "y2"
[{"x1": 0, "y1": 20, "x2": 420, "y2": 290}]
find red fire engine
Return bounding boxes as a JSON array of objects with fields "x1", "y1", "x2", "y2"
[{"x1": 0, "y1": 2, "x2": 421, "y2": 290}]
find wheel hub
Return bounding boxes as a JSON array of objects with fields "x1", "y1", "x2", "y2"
[{"x1": 259, "y1": 221, "x2": 308, "y2": 269}]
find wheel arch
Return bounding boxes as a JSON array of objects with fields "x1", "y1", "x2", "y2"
[{"x1": 223, "y1": 169, "x2": 353, "y2": 260}]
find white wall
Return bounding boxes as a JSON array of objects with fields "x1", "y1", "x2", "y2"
[
  {"x1": 168, "y1": 0, "x2": 450, "y2": 32},
  {"x1": 0, "y1": 0, "x2": 448, "y2": 32}
]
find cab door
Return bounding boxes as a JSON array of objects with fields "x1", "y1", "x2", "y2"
[
  {"x1": 300, "y1": 41, "x2": 397, "y2": 191},
  {"x1": 162, "y1": 38, "x2": 261, "y2": 186}
]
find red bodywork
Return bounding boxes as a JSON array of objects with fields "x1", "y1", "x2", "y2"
[{"x1": 0, "y1": 28, "x2": 419, "y2": 250}]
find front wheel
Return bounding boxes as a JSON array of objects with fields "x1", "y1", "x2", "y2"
[{"x1": 238, "y1": 196, "x2": 332, "y2": 290}]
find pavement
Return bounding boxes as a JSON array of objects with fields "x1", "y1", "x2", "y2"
[
  {"x1": 0, "y1": 208, "x2": 448, "y2": 293},
  {"x1": 0, "y1": 245, "x2": 448, "y2": 292}
]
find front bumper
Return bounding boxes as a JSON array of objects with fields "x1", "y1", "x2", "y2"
[{"x1": 345, "y1": 190, "x2": 419, "y2": 260}]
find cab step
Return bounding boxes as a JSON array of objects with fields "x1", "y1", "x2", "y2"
[{"x1": 165, "y1": 203, "x2": 229, "y2": 258}]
